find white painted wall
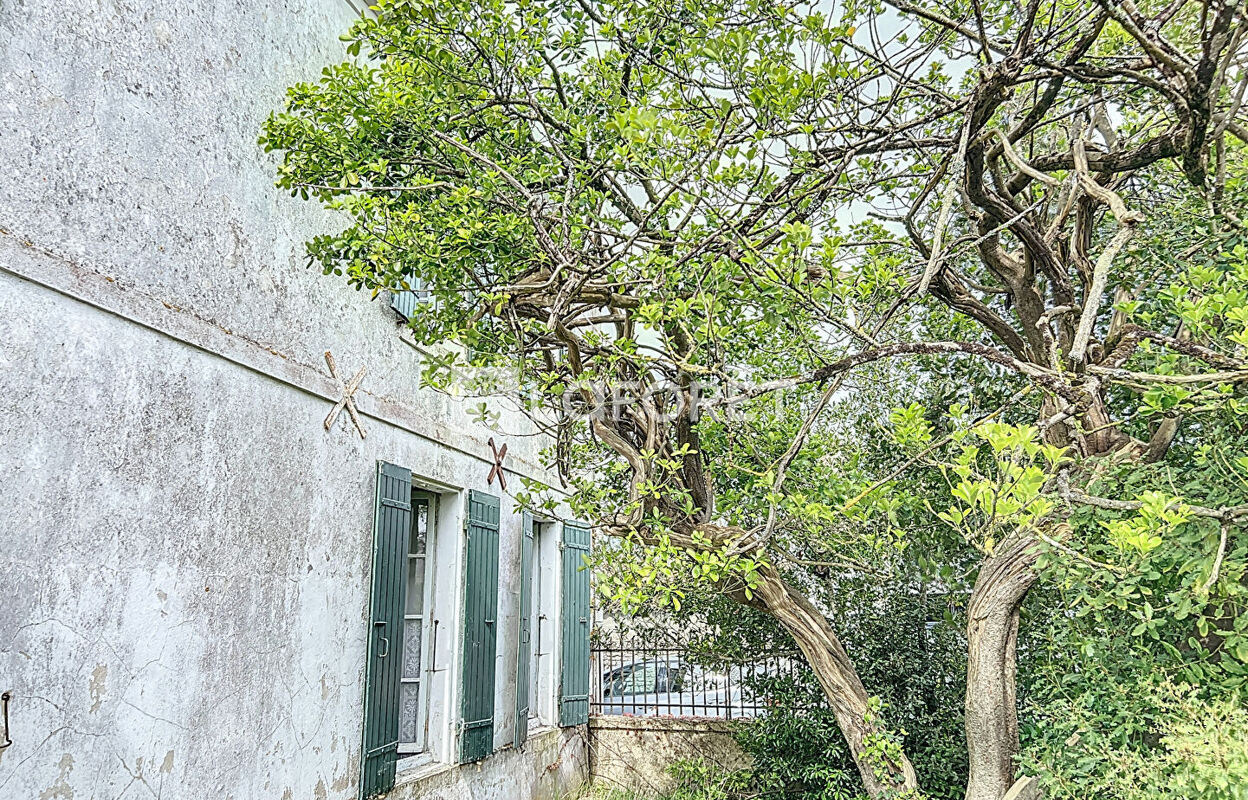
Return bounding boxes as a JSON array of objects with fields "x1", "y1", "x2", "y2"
[{"x1": 0, "y1": 1, "x2": 588, "y2": 798}]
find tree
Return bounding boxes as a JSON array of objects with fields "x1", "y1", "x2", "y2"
[{"x1": 261, "y1": 0, "x2": 1248, "y2": 796}]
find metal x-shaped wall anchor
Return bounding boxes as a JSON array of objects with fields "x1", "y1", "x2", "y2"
[
  {"x1": 323, "y1": 351, "x2": 367, "y2": 439},
  {"x1": 487, "y1": 437, "x2": 508, "y2": 491}
]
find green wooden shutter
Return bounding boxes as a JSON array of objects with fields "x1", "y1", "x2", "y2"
[
  {"x1": 514, "y1": 512, "x2": 535, "y2": 747},
  {"x1": 459, "y1": 490, "x2": 500, "y2": 763},
  {"x1": 361, "y1": 462, "x2": 411, "y2": 799},
  {"x1": 559, "y1": 522, "x2": 591, "y2": 727}
]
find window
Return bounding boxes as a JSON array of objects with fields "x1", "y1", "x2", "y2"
[
  {"x1": 601, "y1": 661, "x2": 684, "y2": 697},
  {"x1": 527, "y1": 523, "x2": 543, "y2": 719},
  {"x1": 516, "y1": 516, "x2": 553, "y2": 745},
  {"x1": 399, "y1": 491, "x2": 436, "y2": 753},
  {"x1": 390, "y1": 280, "x2": 431, "y2": 322},
  {"x1": 384, "y1": 487, "x2": 502, "y2": 767},
  {"x1": 364, "y1": 471, "x2": 586, "y2": 791},
  {"x1": 527, "y1": 518, "x2": 562, "y2": 731}
]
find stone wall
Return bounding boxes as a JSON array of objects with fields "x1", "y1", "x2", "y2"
[
  {"x1": 393, "y1": 727, "x2": 590, "y2": 800},
  {"x1": 589, "y1": 717, "x2": 752, "y2": 797}
]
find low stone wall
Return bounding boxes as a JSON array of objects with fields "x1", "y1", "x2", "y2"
[
  {"x1": 390, "y1": 726, "x2": 589, "y2": 800},
  {"x1": 589, "y1": 716, "x2": 751, "y2": 797}
]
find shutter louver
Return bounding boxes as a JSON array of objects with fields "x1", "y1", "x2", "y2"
[
  {"x1": 361, "y1": 462, "x2": 411, "y2": 799},
  {"x1": 390, "y1": 280, "x2": 428, "y2": 321},
  {"x1": 514, "y1": 512, "x2": 535, "y2": 747},
  {"x1": 459, "y1": 490, "x2": 500, "y2": 763},
  {"x1": 559, "y1": 522, "x2": 591, "y2": 727}
]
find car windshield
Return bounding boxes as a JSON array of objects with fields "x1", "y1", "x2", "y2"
[
  {"x1": 607, "y1": 660, "x2": 696, "y2": 695},
  {"x1": 604, "y1": 663, "x2": 658, "y2": 696}
]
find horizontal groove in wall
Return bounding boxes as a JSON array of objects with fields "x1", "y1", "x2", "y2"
[{"x1": 0, "y1": 230, "x2": 549, "y2": 478}]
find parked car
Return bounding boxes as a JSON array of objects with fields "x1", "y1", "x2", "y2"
[
  {"x1": 597, "y1": 658, "x2": 684, "y2": 715},
  {"x1": 601, "y1": 659, "x2": 685, "y2": 696},
  {"x1": 595, "y1": 658, "x2": 789, "y2": 718}
]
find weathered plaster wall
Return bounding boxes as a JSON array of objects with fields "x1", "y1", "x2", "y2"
[
  {"x1": 0, "y1": 1, "x2": 586, "y2": 798},
  {"x1": 589, "y1": 717, "x2": 752, "y2": 797}
]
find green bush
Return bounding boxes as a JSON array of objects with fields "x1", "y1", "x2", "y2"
[
  {"x1": 1020, "y1": 678, "x2": 1248, "y2": 799},
  {"x1": 1018, "y1": 431, "x2": 1248, "y2": 800}
]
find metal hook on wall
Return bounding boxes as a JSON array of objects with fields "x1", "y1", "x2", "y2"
[{"x1": 1, "y1": 691, "x2": 12, "y2": 749}]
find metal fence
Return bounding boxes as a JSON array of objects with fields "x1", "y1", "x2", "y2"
[{"x1": 590, "y1": 638, "x2": 820, "y2": 719}]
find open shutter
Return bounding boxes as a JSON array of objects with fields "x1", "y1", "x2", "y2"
[
  {"x1": 361, "y1": 462, "x2": 411, "y2": 799},
  {"x1": 559, "y1": 522, "x2": 591, "y2": 727},
  {"x1": 514, "y1": 512, "x2": 535, "y2": 747},
  {"x1": 389, "y1": 279, "x2": 429, "y2": 321},
  {"x1": 459, "y1": 490, "x2": 500, "y2": 763}
]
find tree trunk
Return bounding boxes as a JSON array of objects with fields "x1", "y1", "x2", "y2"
[
  {"x1": 1040, "y1": 392, "x2": 1138, "y2": 456},
  {"x1": 751, "y1": 570, "x2": 920, "y2": 797},
  {"x1": 964, "y1": 536, "x2": 1041, "y2": 800},
  {"x1": 963, "y1": 391, "x2": 1136, "y2": 800}
]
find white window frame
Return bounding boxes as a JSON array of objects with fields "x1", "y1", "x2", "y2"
[
  {"x1": 395, "y1": 481, "x2": 467, "y2": 774},
  {"x1": 398, "y1": 490, "x2": 437, "y2": 755},
  {"x1": 529, "y1": 519, "x2": 562, "y2": 728}
]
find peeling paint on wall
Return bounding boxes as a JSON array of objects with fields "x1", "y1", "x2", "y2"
[
  {"x1": 38, "y1": 754, "x2": 75, "y2": 800},
  {"x1": 88, "y1": 665, "x2": 107, "y2": 713}
]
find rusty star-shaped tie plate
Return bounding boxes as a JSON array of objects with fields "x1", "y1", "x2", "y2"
[
  {"x1": 323, "y1": 351, "x2": 367, "y2": 439},
  {"x1": 487, "y1": 437, "x2": 508, "y2": 491}
]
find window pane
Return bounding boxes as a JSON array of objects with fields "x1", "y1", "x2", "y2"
[
  {"x1": 410, "y1": 502, "x2": 428, "y2": 555},
  {"x1": 530, "y1": 561, "x2": 541, "y2": 715},
  {"x1": 398, "y1": 681, "x2": 421, "y2": 743},
  {"x1": 625, "y1": 665, "x2": 657, "y2": 695},
  {"x1": 530, "y1": 606, "x2": 540, "y2": 714},
  {"x1": 406, "y1": 557, "x2": 426, "y2": 616},
  {"x1": 608, "y1": 663, "x2": 658, "y2": 696},
  {"x1": 402, "y1": 620, "x2": 423, "y2": 680}
]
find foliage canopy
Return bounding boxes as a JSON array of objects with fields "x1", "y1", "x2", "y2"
[{"x1": 262, "y1": 0, "x2": 1248, "y2": 795}]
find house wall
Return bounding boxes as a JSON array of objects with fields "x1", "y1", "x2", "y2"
[{"x1": 0, "y1": 1, "x2": 587, "y2": 799}]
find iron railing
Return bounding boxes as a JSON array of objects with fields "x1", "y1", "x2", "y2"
[{"x1": 590, "y1": 638, "x2": 820, "y2": 719}]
